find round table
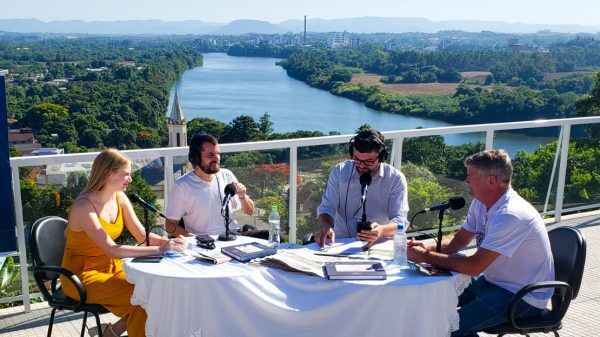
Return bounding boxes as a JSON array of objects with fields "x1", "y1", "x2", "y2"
[{"x1": 123, "y1": 236, "x2": 470, "y2": 337}]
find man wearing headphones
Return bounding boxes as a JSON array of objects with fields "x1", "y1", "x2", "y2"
[
  {"x1": 316, "y1": 129, "x2": 409, "y2": 247},
  {"x1": 165, "y1": 133, "x2": 255, "y2": 236}
]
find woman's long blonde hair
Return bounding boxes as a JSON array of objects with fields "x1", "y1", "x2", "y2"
[{"x1": 83, "y1": 148, "x2": 131, "y2": 193}]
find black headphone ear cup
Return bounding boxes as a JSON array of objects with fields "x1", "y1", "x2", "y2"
[
  {"x1": 379, "y1": 147, "x2": 389, "y2": 162},
  {"x1": 189, "y1": 132, "x2": 209, "y2": 167},
  {"x1": 189, "y1": 143, "x2": 199, "y2": 166},
  {"x1": 375, "y1": 135, "x2": 388, "y2": 162}
]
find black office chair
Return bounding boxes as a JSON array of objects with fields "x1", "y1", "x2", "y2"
[
  {"x1": 484, "y1": 226, "x2": 586, "y2": 337},
  {"x1": 30, "y1": 216, "x2": 109, "y2": 337}
]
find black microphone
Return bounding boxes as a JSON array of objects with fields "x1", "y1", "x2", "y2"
[
  {"x1": 359, "y1": 173, "x2": 372, "y2": 205},
  {"x1": 129, "y1": 193, "x2": 163, "y2": 247},
  {"x1": 218, "y1": 183, "x2": 238, "y2": 241},
  {"x1": 357, "y1": 173, "x2": 373, "y2": 233},
  {"x1": 129, "y1": 193, "x2": 166, "y2": 217},
  {"x1": 420, "y1": 196, "x2": 466, "y2": 213},
  {"x1": 221, "y1": 183, "x2": 236, "y2": 214}
]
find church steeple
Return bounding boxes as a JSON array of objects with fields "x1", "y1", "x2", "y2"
[
  {"x1": 168, "y1": 90, "x2": 186, "y2": 125},
  {"x1": 167, "y1": 90, "x2": 187, "y2": 147}
]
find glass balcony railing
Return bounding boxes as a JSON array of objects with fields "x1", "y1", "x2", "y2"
[{"x1": 4, "y1": 116, "x2": 600, "y2": 310}]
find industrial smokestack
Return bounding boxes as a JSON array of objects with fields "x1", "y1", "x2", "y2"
[{"x1": 304, "y1": 15, "x2": 307, "y2": 43}]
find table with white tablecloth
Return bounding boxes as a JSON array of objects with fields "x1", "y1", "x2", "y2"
[{"x1": 123, "y1": 236, "x2": 470, "y2": 337}]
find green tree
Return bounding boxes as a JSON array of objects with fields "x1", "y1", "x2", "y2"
[
  {"x1": 403, "y1": 135, "x2": 447, "y2": 175},
  {"x1": 575, "y1": 72, "x2": 600, "y2": 137},
  {"x1": 187, "y1": 117, "x2": 227, "y2": 140},
  {"x1": 19, "y1": 178, "x2": 64, "y2": 226},
  {"x1": 104, "y1": 128, "x2": 138, "y2": 149},
  {"x1": 220, "y1": 115, "x2": 260, "y2": 143},
  {"x1": 258, "y1": 112, "x2": 274, "y2": 140},
  {"x1": 9, "y1": 145, "x2": 21, "y2": 157}
]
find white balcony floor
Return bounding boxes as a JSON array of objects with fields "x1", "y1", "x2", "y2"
[{"x1": 1, "y1": 213, "x2": 599, "y2": 337}]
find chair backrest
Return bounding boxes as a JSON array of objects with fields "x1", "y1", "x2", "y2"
[
  {"x1": 548, "y1": 226, "x2": 586, "y2": 299},
  {"x1": 29, "y1": 216, "x2": 68, "y2": 281}
]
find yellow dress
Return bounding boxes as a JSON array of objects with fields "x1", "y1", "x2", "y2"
[{"x1": 61, "y1": 194, "x2": 147, "y2": 337}]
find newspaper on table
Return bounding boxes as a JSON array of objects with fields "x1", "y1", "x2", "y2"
[
  {"x1": 252, "y1": 248, "x2": 340, "y2": 278},
  {"x1": 190, "y1": 249, "x2": 232, "y2": 264}
]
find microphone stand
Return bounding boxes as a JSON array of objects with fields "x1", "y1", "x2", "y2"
[
  {"x1": 143, "y1": 208, "x2": 150, "y2": 247},
  {"x1": 436, "y1": 209, "x2": 445, "y2": 253},
  {"x1": 356, "y1": 197, "x2": 372, "y2": 235},
  {"x1": 218, "y1": 203, "x2": 236, "y2": 241}
]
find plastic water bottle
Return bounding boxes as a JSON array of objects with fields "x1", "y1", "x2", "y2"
[
  {"x1": 393, "y1": 224, "x2": 407, "y2": 266},
  {"x1": 268, "y1": 205, "x2": 281, "y2": 247}
]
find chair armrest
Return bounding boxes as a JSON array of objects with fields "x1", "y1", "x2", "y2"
[
  {"x1": 34, "y1": 266, "x2": 87, "y2": 306},
  {"x1": 508, "y1": 281, "x2": 573, "y2": 329}
]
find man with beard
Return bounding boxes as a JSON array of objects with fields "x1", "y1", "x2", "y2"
[
  {"x1": 165, "y1": 133, "x2": 255, "y2": 237},
  {"x1": 316, "y1": 129, "x2": 409, "y2": 247}
]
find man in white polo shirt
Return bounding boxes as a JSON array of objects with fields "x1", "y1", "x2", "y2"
[{"x1": 408, "y1": 149, "x2": 554, "y2": 337}]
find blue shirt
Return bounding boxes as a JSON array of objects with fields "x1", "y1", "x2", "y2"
[{"x1": 317, "y1": 160, "x2": 409, "y2": 238}]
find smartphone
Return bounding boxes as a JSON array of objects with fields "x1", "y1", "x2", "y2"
[
  {"x1": 132, "y1": 255, "x2": 164, "y2": 263},
  {"x1": 196, "y1": 234, "x2": 216, "y2": 249},
  {"x1": 357, "y1": 221, "x2": 373, "y2": 232}
]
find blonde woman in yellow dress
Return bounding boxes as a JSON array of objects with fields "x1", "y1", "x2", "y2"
[{"x1": 61, "y1": 148, "x2": 186, "y2": 337}]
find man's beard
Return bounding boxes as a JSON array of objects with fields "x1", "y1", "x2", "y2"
[
  {"x1": 199, "y1": 161, "x2": 220, "y2": 174},
  {"x1": 356, "y1": 164, "x2": 378, "y2": 175}
]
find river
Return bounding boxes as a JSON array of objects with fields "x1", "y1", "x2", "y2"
[{"x1": 168, "y1": 53, "x2": 555, "y2": 155}]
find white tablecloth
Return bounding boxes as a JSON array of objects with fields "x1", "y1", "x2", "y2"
[{"x1": 123, "y1": 236, "x2": 470, "y2": 337}]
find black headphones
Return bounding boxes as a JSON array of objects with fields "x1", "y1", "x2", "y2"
[
  {"x1": 188, "y1": 132, "x2": 225, "y2": 205},
  {"x1": 348, "y1": 130, "x2": 389, "y2": 162},
  {"x1": 188, "y1": 132, "x2": 218, "y2": 167}
]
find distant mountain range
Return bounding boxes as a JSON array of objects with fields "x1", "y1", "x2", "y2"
[{"x1": 1, "y1": 17, "x2": 599, "y2": 35}]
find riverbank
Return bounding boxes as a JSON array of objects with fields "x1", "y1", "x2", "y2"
[{"x1": 169, "y1": 53, "x2": 557, "y2": 153}]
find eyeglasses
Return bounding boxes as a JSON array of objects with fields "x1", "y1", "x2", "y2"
[{"x1": 352, "y1": 157, "x2": 379, "y2": 166}]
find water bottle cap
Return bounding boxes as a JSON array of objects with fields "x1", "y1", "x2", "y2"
[
  {"x1": 271, "y1": 205, "x2": 278, "y2": 212},
  {"x1": 397, "y1": 224, "x2": 404, "y2": 230}
]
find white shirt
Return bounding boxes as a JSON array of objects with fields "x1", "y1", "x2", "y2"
[
  {"x1": 166, "y1": 169, "x2": 241, "y2": 235},
  {"x1": 462, "y1": 188, "x2": 555, "y2": 309},
  {"x1": 317, "y1": 160, "x2": 409, "y2": 238}
]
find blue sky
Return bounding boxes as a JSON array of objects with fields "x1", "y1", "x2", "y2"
[{"x1": 1, "y1": 0, "x2": 599, "y2": 26}]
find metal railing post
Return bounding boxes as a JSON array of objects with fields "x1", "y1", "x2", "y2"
[
  {"x1": 289, "y1": 145, "x2": 298, "y2": 243},
  {"x1": 164, "y1": 154, "x2": 174, "y2": 210},
  {"x1": 554, "y1": 124, "x2": 571, "y2": 222},
  {"x1": 544, "y1": 127, "x2": 563, "y2": 214},
  {"x1": 485, "y1": 129, "x2": 495, "y2": 150},
  {"x1": 391, "y1": 137, "x2": 404, "y2": 170},
  {"x1": 11, "y1": 166, "x2": 30, "y2": 312}
]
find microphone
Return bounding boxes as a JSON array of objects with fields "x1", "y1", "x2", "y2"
[
  {"x1": 221, "y1": 183, "x2": 237, "y2": 214},
  {"x1": 359, "y1": 173, "x2": 372, "y2": 205},
  {"x1": 129, "y1": 193, "x2": 166, "y2": 217},
  {"x1": 129, "y1": 193, "x2": 163, "y2": 247},
  {"x1": 420, "y1": 196, "x2": 466, "y2": 213},
  {"x1": 419, "y1": 196, "x2": 466, "y2": 254},
  {"x1": 357, "y1": 173, "x2": 373, "y2": 233},
  {"x1": 218, "y1": 183, "x2": 237, "y2": 241}
]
